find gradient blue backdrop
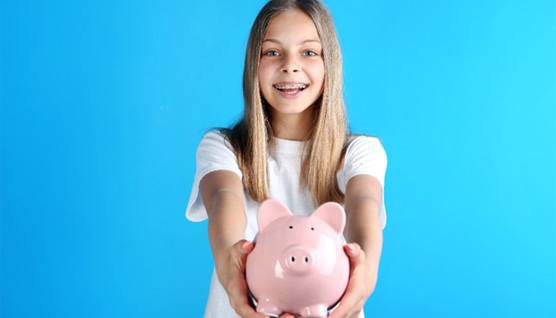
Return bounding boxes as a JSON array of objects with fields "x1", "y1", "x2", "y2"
[{"x1": 1, "y1": 0, "x2": 555, "y2": 317}]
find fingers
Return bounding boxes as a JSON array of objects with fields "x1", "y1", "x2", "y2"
[
  {"x1": 229, "y1": 239, "x2": 254, "y2": 271},
  {"x1": 329, "y1": 243, "x2": 367, "y2": 318},
  {"x1": 228, "y1": 275, "x2": 266, "y2": 318},
  {"x1": 344, "y1": 243, "x2": 365, "y2": 266},
  {"x1": 228, "y1": 240, "x2": 265, "y2": 318}
]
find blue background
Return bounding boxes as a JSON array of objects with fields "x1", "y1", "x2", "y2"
[{"x1": 1, "y1": 0, "x2": 555, "y2": 317}]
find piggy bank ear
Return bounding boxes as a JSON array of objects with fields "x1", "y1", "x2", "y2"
[
  {"x1": 258, "y1": 199, "x2": 292, "y2": 232},
  {"x1": 311, "y1": 202, "x2": 346, "y2": 235}
]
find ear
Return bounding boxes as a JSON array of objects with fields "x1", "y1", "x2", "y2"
[
  {"x1": 311, "y1": 202, "x2": 346, "y2": 235},
  {"x1": 258, "y1": 199, "x2": 292, "y2": 232}
]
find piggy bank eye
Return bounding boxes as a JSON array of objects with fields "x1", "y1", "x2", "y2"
[
  {"x1": 289, "y1": 226, "x2": 293, "y2": 229},
  {"x1": 310, "y1": 227, "x2": 315, "y2": 231}
]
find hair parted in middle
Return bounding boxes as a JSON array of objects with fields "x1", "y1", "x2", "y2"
[{"x1": 217, "y1": 0, "x2": 351, "y2": 206}]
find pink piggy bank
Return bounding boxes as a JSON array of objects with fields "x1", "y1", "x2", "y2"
[{"x1": 246, "y1": 199, "x2": 350, "y2": 317}]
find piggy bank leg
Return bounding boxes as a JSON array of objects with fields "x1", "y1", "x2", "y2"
[
  {"x1": 256, "y1": 296, "x2": 281, "y2": 317},
  {"x1": 299, "y1": 304, "x2": 328, "y2": 317}
]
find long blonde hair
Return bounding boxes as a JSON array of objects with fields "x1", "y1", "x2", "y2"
[{"x1": 218, "y1": 0, "x2": 349, "y2": 206}]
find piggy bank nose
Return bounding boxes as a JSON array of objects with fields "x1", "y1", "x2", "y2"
[{"x1": 282, "y1": 246, "x2": 315, "y2": 275}]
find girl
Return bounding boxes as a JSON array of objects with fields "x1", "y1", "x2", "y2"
[{"x1": 185, "y1": 1, "x2": 387, "y2": 317}]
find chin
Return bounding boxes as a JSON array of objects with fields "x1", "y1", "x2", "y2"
[{"x1": 268, "y1": 101, "x2": 315, "y2": 115}]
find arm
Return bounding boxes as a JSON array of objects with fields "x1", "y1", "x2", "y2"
[
  {"x1": 200, "y1": 170, "x2": 246, "y2": 278},
  {"x1": 330, "y1": 174, "x2": 384, "y2": 318},
  {"x1": 199, "y1": 170, "x2": 266, "y2": 318},
  {"x1": 344, "y1": 174, "x2": 384, "y2": 273}
]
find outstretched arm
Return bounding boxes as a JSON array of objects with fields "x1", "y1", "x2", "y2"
[
  {"x1": 330, "y1": 174, "x2": 384, "y2": 318},
  {"x1": 200, "y1": 170, "x2": 267, "y2": 318}
]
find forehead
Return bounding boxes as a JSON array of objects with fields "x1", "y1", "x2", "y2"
[{"x1": 263, "y1": 9, "x2": 320, "y2": 43}]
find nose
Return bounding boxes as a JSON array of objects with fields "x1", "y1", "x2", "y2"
[
  {"x1": 281, "y1": 55, "x2": 300, "y2": 73},
  {"x1": 281, "y1": 66, "x2": 299, "y2": 73},
  {"x1": 281, "y1": 246, "x2": 315, "y2": 275}
]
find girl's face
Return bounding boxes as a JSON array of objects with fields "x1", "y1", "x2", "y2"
[{"x1": 259, "y1": 9, "x2": 325, "y2": 116}]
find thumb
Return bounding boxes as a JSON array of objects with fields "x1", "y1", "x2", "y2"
[
  {"x1": 344, "y1": 243, "x2": 365, "y2": 266},
  {"x1": 232, "y1": 239, "x2": 254, "y2": 258},
  {"x1": 228, "y1": 240, "x2": 254, "y2": 275}
]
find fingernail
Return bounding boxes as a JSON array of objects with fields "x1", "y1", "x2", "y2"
[{"x1": 241, "y1": 241, "x2": 251, "y2": 250}]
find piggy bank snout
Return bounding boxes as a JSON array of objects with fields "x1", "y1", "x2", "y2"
[{"x1": 282, "y1": 246, "x2": 316, "y2": 275}]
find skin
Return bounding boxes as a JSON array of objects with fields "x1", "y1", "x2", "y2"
[
  {"x1": 259, "y1": 9, "x2": 325, "y2": 141},
  {"x1": 200, "y1": 8, "x2": 384, "y2": 318}
]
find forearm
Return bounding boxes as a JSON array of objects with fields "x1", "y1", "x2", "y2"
[
  {"x1": 344, "y1": 197, "x2": 383, "y2": 270},
  {"x1": 207, "y1": 190, "x2": 246, "y2": 278}
]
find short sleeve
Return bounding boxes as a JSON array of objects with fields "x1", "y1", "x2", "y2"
[
  {"x1": 185, "y1": 130, "x2": 243, "y2": 222},
  {"x1": 337, "y1": 136, "x2": 388, "y2": 229}
]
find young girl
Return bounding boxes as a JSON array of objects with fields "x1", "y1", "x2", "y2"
[{"x1": 185, "y1": 1, "x2": 387, "y2": 317}]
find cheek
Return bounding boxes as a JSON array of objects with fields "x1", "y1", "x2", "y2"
[
  {"x1": 308, "y1": 61, "x2": 325, "y2": 86},
  {"x1": 258, "y1": 61, "x2": 275, "y2": 84},
  {"x1": 258, "y1": 63, "x2": 274, "y2": 99}
]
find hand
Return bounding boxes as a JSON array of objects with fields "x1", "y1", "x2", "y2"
[
  {"x1": 329, "y1": 243, "x2": 378, "y2": 318},
  {"x1": 219, "y1": 240, "x2": 268, "y2": 318},
  {"x1": 219, "y1": 240, "x2": 297, "y2": 318}
]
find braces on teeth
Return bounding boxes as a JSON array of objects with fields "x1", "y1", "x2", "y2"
[{"x1": 274, "y1": 83, "x2": 308, "y2": 90}]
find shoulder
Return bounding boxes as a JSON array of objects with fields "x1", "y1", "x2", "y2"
[
  {"x1": 195, "y1": 128, "x2": 238, "y2": 159},
  {"x1": 200, "y1": 128, "x2": 228, "y2": 141},
  {"x1": 345, "y1": 133, "x2": 387, "y2": 158},
  {"x1": 338, "y1": 133, "x2": 388, "y2": 189},
  {"x1": 198, "y1": 128, "x2": 234, "y2": 149}
]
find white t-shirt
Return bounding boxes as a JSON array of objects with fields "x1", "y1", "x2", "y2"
[{"x1": 185, "y1": 130, "x2": 388, "y2": 318}]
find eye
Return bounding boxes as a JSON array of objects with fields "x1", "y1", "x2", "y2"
[
  {"x1": 289, "y1": 225, "x2": 293, "y2": 229},
  {"x1": 304, "y1": 50, "x2": 318, "y2": 57},
  {"x1": 310, "y1": 227, "x2": 315, "y2": 231},
  {"x1": 263, "y1": 50, "x2": 279, "y2": 57}
]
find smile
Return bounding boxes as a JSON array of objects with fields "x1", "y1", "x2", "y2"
[{"x1": 272, "y1": 82, "x2": 310, "y2": 99}]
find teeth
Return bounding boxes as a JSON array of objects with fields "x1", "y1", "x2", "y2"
[{"x1": 274, "y1": 83, "x2": 308, "y2": 90}]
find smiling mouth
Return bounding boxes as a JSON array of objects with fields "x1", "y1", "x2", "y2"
[{"x1": 273, "y1": 82, "x2": 310, "y2": 92}]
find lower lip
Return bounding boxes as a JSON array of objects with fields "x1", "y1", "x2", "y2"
[{"x1": 274, "y1": 87, "x2": 307, "y2": 99}]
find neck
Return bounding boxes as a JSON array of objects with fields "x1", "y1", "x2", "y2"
[{"x1": 270, "y1": 106, "x2": 314, "y2": 141}]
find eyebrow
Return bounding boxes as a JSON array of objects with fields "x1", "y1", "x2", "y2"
[{"x1": 262, "y1": 38, "x2": 321, "y2": 45}]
